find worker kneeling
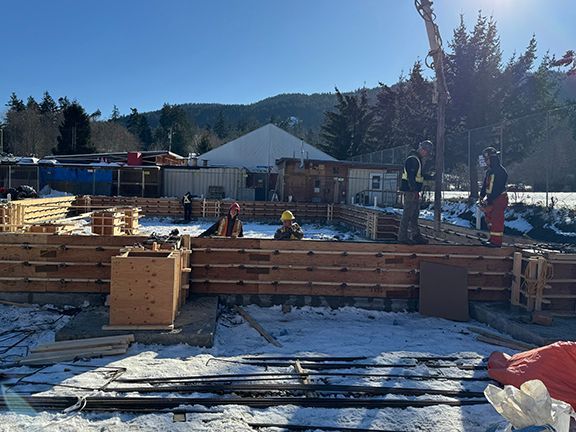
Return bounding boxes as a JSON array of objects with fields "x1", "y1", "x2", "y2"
[
  {"x1": 198, "y1": 202, "x2": 244, "y2": 238},
  {"x1": 274, "y1": 210, "x2": 304, "y2": 240}
]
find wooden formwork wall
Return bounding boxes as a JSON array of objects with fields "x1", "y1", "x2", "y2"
[
  {"x1": 78, "y1": 196, "x2": 400, "y2": 240},
  {"x1": 512, "y1": 251, "x2": 576, "y2": 314},
  {"x1": 0, "y1": 233, "x2": 149, "y2": 293},
  {"x1": 188, "y1": 238, "x2": 514, "y2": 301}
]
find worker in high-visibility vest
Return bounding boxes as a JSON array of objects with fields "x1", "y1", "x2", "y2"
[
  {"x1": 479, "y1": 147, "x2": 508, "y2": 247},
  {"x1": 182, "y1": 192, "x2": 192, "y2": 222},
  {"x1": 199, "y1": 202, "x2": 244, "y2": 238},
  {"x1": 397, "y1": 140, "x2": 434, "y2": 244}
]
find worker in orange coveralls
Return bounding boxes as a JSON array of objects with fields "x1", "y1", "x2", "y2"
[
  {"x1": 479, "y1": 147, "x2": 508, "y2": 247},
  {"x1": 198, "y1": 202, "x2": 244, "y2": 238}
]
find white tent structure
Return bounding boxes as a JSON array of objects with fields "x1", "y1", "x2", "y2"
[{"x1": 198, "y1": 123, "x2": 335, "y2": 172}]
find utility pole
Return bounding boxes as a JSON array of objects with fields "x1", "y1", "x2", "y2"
[{"x1": 415, "y1": 0, "x2": 448, "y2": 232}]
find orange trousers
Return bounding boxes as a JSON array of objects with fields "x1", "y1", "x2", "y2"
[{"x1": 484, "y1": 193, "x2": 508, "y2": 246}]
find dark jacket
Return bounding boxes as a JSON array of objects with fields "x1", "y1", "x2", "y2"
[
  {"x1": 480, "y1": 159, "x2": 508, "y2": 204},
  {"x1": 274, "y1": 223, "x2": 304, "y2": 240},
  {"x1": 400, "y1": 152, "x2": 433, "y2": 192}
]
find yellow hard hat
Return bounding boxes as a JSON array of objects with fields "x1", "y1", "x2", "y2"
[{"x1": 281, "y1": 210, "x2": 295, "y2": 221}]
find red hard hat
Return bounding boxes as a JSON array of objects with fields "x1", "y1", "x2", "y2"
[{"x1": 230, "y1": 202, "x2": 240, "y2": 212}]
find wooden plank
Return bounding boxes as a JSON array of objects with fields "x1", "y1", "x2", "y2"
[
  {"x1": 102, "y1": 324, "x2": 174, "y2": 331},
  {"x1": 20, "y1": 347, "x2": 128, "y2": 365},
  {"x1": 32, "y1": 334, "x2": 134, "y2": 353},
  {"x1": 235, "y1": 306, "x2": 282, "y2": 347},
  {"x1": 467, "y1": 326, "x2": 536, "y2": 350},
  {"x1": 511, "y1": 252, "x2": 522, "y2": 306}
]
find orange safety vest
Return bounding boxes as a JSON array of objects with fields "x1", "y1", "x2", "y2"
[{"x1": 217, "y1": 217, "x2": 242, "y2": 237}]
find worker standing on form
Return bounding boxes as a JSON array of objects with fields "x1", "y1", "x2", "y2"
[
  {"x1": 397, "y1": 140, "x2": 434, "y2": 245},
  {"x1": 479, "y1": 147, "x2": 508, "y2": 247}
]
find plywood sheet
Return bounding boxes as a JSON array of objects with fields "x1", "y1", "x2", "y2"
[{"x1": 419, "y1": 261, "x2": 469, "y2": 321}]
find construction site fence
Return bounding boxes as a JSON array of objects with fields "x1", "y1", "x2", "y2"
[{"x1": 351, "y1": 105, "x2": 576, "y2": 205}]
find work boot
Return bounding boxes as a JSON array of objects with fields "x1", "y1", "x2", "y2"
[
  {"x1": 483, "y1": 241, "x2": 501, "y2": 248},
  {"x1": 412, "y1": 235, "x2": 429, "y2": 245}
]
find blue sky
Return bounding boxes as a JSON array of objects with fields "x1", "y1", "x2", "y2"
[{"x1": 1, "y1": 0, "x2": 573, "y2": 117}]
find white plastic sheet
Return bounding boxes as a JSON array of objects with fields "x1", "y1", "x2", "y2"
[{"x1": 484, "y1": 380, "x2": 575, "y2": 432}]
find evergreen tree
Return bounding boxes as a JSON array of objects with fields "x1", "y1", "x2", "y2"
[
  {"x1": 320, "y1": 88, "x2": 373, "y2": 159},
  {"x1": 26, "y1": 96, "x2": 40, "y2": 112},
  {"x1": 155, "y1": 103, "x2": 195, "y2": 155},
  {"x1": 138, "y1": 116, "x2": 153, "y2": 149},
  {"x1": 110, "y1": 105, "x2": 121, "y2": 121},
  {"x1": 58, "y1": 97, "x2": 70, "y2": 110},
  {"x1": 39, "y1": 92, "x2": 58, "y2": 114},
  {"x1": 196, "y1": 132, "x2": 212, "y2": 154},
  {"x1": 54, "y1": 102, "x2": 94, "y2": 154},
  {"x1": 213, "y1": 111, "x2": 228, "y2": 139},
  {"x1": 6, "y1": 93, "x2": 25, "y2": 112}
]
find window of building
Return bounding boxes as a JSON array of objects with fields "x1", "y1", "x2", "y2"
[{"x1": 371, "y1": 173, "x2": 382, "y2": 190}]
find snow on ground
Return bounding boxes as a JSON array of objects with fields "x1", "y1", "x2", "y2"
[
  {"x1": 0, "y1": 303, "x2": 511, "y2": 431},
  {"x1": 136, "y1": 217, "x2": 364, "y2": 241}
]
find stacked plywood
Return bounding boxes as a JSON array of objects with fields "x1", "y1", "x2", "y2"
[{"x1": 108, "y1": 249, "x2": 188, "y2": 329}]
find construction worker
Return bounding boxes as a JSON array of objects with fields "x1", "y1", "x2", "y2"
[
  {"x1": 397, "y1": 140, "x2": 434, "y2": 245},
  {"x1": 274, "y1": 210, "x2": 304, "y2": 240},
  {"x1": 182, "y1": 192, "x2": 192, "y2": 222},
  {"x1": 198, "y1": 202, "x2": 244, "y2": 238},
  {"x1": 479, "y1": 147, "x2": 508, "y2": 247}
]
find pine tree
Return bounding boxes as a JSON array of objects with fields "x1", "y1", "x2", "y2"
[
  {"x1": 54, "y1": 102, "x2": 94, "y2": 154},
  {"x1": 26, "y1": 96, "x2": 40, "y2": 112},
  {"x1": 213, "y1": 111, "x2": 228, "y2": 139},
  {"x1": 320, "y1": 88, "x2": 373, "y2": 159},
  {"x1": 110, "y1": 105, "x2": 121, "y2": 121},
  {"x1": 196, "y1": 132, "x2": 212, "y2": 154},
  {"x1": 39, "y1": 92, "x2": 58, "y2": 114},
  {"x1": 6, "y1": 93, "x2": 25, "y2": 112},
  {"x1": 155, "y1": 103, "x2": 195, "y2": 155}
]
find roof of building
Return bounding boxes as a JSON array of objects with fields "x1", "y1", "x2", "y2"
[
  {"x1": 198, "y1": 124, "x2": 336, "y2": 171},
  {"x1": 276, "y1": 157, "x2": 401, "y2": 170}
]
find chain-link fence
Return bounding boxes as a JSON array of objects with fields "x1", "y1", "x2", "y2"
[{"x1": 352, "y1": 105, "x2": 576, "y2": 209}]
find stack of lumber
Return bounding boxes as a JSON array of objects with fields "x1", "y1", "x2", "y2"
[
  {"x1": 0, "y1": 196, "x2": 76, "y2": 232},
  {"x1": 20, "y1": 334, "x2": 134, "y2": 365},
  {"x1": 189, "y1": 238, "x2": 514, "y2": 300}
]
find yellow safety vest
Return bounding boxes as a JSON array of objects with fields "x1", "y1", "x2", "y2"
[{"x1": 401, "y1": 155, "x2": 424, "y2": 184}]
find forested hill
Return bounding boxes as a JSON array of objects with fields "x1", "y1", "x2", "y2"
[{"x1": 142, "y1": 88, "x2": 380, "y2": 132}]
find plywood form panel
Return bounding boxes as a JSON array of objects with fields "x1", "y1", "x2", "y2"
[{"x1": 110, "y1": 250, "x2": 181, "y2": 326}]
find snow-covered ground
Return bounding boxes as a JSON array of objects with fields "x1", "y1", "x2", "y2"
[
  {"x1": 135, "y1": 217, "x2": 365, "y2": 241},
  {"x1": 0, "y1": 303, "x2": 511, "y2": 431}
]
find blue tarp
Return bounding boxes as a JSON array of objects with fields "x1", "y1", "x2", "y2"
[{"x1": 39, "y1": 166, "x2": 114, "y2": 195}]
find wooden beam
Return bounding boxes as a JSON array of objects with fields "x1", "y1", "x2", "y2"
[{"x1": 235, "y1": 306, "x2": 282, "y2": 347}]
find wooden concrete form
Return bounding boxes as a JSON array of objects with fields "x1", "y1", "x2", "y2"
[
  {"x1": 109, "y1": 248, "x2": 186, "y2": 327},
  {"x1": 0, "y1": 233, "x2": 150, "y2": 293},
  {"x1": 91, "y1": 211, "x2": 125, "y2": 236},
  {"x1": 515, "y1": 250, "x2": 576, "y2": 314},
  {"x1": 188, "y1": 238, "x2": 514, "y2": 301}
]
